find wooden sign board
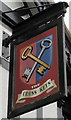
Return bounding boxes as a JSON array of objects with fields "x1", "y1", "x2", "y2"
[{"x1": 7, "y1": 17, "x2": 67, "y2": 119}]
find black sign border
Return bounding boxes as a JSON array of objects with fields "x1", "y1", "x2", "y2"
[{"x1": 7, "y1": 16, "x2": 67, "y2": 119}]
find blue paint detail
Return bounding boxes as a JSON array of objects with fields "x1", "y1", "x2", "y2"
[{"x1": 36, "y1": 35, "x2": 53, "y2": 83}]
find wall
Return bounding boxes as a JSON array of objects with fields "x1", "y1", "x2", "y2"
[
  {"x1": 69, "y1": 1, "x2": 71, "y2": 32},
  {"x1": 0, "y1": 23, "x2": 12, "y2": 119}
]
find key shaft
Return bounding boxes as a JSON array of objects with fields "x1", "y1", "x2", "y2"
[{"x1": 28, "y1": 53, "x2": 50, "y2": 69}]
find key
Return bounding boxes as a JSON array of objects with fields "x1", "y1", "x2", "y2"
[
  {"x1": 21, "y1": 46, "x2": 50, "y2": 69},
  {"x1": 22, "y1": 39, "x2": 52, "y2": 82}
]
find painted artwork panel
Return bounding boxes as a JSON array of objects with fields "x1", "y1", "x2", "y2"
[{"x1": 14, "y1": 26, "x2": 59, "y2": 109}]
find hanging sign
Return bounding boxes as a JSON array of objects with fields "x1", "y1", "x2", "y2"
[{"x1": 7, "y1": 16, "x2": 67, "y2": 119}]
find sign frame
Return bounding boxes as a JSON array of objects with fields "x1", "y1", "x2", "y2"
[{"x1": 7, "y1": 16, "x2": 67, "y2": 119}]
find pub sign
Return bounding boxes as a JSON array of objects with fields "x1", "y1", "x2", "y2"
[{"x1": 7, "y1": 16, "x2": 67, "y2": 118}]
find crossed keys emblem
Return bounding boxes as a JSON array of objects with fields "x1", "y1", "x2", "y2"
[{"x1": 21, "y1": 39, "x2": 52, "y2": 83}]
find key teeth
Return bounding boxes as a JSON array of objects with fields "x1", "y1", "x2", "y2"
[
  {"x1": 37, "y1": 65, "x2": 47, "y2": 75},
  {"x1": 37, "y1": 70, "x2": 44, "y2": 76},
  {"x1": 22, "y1": 74, "x2": 28, "y2": 79},
  {"x1": 22, "y1": 68, "x2": 32, "y2": 79}
]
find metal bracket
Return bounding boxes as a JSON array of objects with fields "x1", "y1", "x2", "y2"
[
  {"x1": 0, "y1": 31, "x2": 10, "y2": 70},
  {"x1": 2, "y1": 2, "x2": 69, "y2": 47}
]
